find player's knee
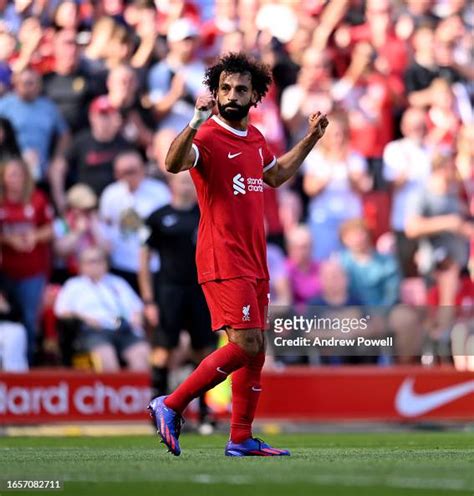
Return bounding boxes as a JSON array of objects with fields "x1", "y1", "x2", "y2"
[{"x1": 227, "y1": 328, "x2": 263, "y2": 357}]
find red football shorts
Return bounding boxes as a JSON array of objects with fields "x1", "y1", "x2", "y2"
[{"x1": 201, "y1": 277, "x2": 270, "y2": 331}]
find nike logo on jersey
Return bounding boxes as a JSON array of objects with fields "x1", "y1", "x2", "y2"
[
  {"x1": 228, "y1": 152, "x2": 242, "y2": 159},
  {"x1": 395, "y1": 377, "x2": 474, "y2": 417},
  {"x1": 216, "y1": 367, "x2": 229, "y2": 375}
]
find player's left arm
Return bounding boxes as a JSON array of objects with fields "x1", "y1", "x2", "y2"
[{"x1": 264, "y1": 112, "x2": 329, "y2": 188}]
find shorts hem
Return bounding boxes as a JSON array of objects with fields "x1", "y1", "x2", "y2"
[{"x1": 211, "y1": 321, "x2": 265, "y2": 332}]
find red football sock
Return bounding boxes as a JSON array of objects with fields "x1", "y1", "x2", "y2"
[
  {"x1": 230, "y1": 351, "x2": 265, "y2": 443},
  {"x1": 165, "y1": 342, "x2": 249, "y2": 414}
]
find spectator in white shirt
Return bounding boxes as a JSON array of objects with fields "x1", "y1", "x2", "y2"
[
  {"x1": 383, "y1": 107, "x2": 432, "y2": 276},
  {"x1": 54, "y1": 246, "x2": 150, "y2": 371},
  {"x1": 99, "y1": 149, "x2": 171, "y2": 292},
  {"x1": 0, "y1": 285, "x2": 28, "y2": 372}
]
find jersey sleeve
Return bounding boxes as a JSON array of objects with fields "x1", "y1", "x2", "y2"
[
  {"x1": 191, "y1": 127, "x2": 211, "y2": 169},
  {"x1": 260, "y1": 139, "x2": 277, "y2": 173}
]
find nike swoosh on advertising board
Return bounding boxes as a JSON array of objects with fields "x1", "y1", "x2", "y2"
[{"x1": 395, "y1": 377, "x2": 474, "y2": 417}]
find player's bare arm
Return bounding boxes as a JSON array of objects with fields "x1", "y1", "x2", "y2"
[
  {"x1": 164, "y1": 95, "x2": 215, "y2": 173},
  {"x1": 264, "y1": 112, "x2": 329, "y2": 188}
]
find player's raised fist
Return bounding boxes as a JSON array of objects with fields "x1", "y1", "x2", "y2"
[
  {"x1": 195, "y1": 95, "x2": 216, "y2": 111},
  {"x1": 189, "y1": 95, "x2": 215, "y2": 130},
  {"x1": 308, "y1": 112, "x2": 329, "y2": 139}
]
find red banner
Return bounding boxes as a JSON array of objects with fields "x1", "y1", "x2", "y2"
[
  {"x1": 0, "y1": 367, "x2": 473, "y2": 424},
  {"x1": 259, "y1": 366, "x2": 474, "y2": 421},
  {"x1": 0, "y1": 370, "x2": 151, "y2": 424}
]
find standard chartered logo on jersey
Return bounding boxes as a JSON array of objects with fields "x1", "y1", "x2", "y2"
[{"x1": 232, "y1": 173, "x2": 263, "y2": 195}]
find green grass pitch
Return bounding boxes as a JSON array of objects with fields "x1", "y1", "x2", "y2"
[{"x1": 1, "y1": 432, "x2": 473, "y2": 496}]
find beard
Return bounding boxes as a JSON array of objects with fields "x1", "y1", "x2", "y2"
[{"x1": 217, "y1": 100, "x2": 253, "y2": 121}]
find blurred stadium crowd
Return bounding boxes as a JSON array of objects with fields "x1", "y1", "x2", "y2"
[{"x1": 0, "y1": 0, "x2": 472, "y2": 373}]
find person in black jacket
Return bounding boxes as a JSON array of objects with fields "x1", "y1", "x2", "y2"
[{"x1": 138, "y1": 172, "x2": 216, "y2": 432}]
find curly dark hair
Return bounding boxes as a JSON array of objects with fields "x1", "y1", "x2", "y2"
[{"x1": 203, "y1": 52, "x2": 272, "y2": 104}]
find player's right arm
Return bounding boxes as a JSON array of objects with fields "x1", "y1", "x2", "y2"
[{"x1": 164, "y1": 95, "x2": 215, "y2": 173}]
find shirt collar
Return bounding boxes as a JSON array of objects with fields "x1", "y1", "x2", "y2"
[{"x1": 212, "y1": 115, "x2": 248, "y2": 137}]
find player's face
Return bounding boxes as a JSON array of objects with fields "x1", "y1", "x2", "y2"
[{"x1": 216, "y1": 72, "x2": 257, "y2": 122}]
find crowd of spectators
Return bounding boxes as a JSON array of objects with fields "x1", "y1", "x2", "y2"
[{"x1": 0, "y1": 0, "x2": 472, "y2": 372}]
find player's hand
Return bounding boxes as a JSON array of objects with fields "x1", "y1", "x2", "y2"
[
  {"x1": 195, "y1": 94, "x2": 216, "y2": 112},
  {"x1": 308, "y1": 111, "x2": 329, "y2": 139},
  {"x1": 189, "y1": 95, "x2": 216, "y2": 130}
]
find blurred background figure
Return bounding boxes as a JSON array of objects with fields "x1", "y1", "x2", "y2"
[
  {"x1": 339, "y1": 218, "x2": 401, "y2": 310},
  {"x1": 303, "y1": 111, "x2": 371, "y2": 261},
  {"x1": 0, "y1": 117, "x2": 20, "y2": 160},
  {"x1": 406, "y1": 153, "x2": 473, "y2": 359},
  {"x1": 100, "y1": 149, "x2": 170, "y2": 292},
  {"x1": 139, "y1": 172, "x2": 216, "y2": 431},
  {"x1": 281, "y1": 48, "x2": 335, "y2": 146},
  {"x1": 0, "y1": 275, "x2": 28, "y2": 371},
  {"x1": 338, "y1": 218, "x2": 423, "y2": 363},
  {"x1": 61, "y1": 95, "x2": 129, "y2": 210},
  {"x1": 148, "y1": 17, "x2": 205, "y2": 171},
  {"x1": 0, "y1": 156, "x2": 53, "y2": 364},
  {"x1": 0, "y1": 68, "x2": 70, "y2": 193},
  {"x1": 383, "y1": 107, "x2": 432, "y2": 277},
  {"x1": 53, "y1": 183, "x2": 109, "y2": 282},
  {"x1": 285, "y1": 224, "x2": 321, "y2": 307},
  {"x1": 43, "y1": 28, "x2": 105, "y2": 135},
  {"x1": 54, "y1": 246, "x2": 150, "y2": 372},
  {"x1": 106, "y1": 64, "x2": 154, "y2": 156}
]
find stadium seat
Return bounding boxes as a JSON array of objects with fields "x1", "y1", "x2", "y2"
[{"x1": 57, "y1": 318, "x2": 102, "y2": 371}]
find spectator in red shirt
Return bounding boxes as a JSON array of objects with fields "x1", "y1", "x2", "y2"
[
  {"x1": 426, "y1": 78, "x2": 462, "y2": 150},
  {"x1": 335, "y1": 0, "x2": 408, "y2": 80},
  {"x1": 455, "y1": 124, "x2": 474, "y2": 276},
  {"x1": 0, "y1": 156, "x2": 54, "y2": 364},
  {"x1": 332, "y1": 41, "x2": 397, "y2": 183}
]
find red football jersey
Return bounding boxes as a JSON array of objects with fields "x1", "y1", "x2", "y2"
[
  {"x1": 0, "y1": 189, "x2": 53, "y2": 279},
  {"x1": 190, "y1": 115, "x2": 276, "y2": 283}
]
